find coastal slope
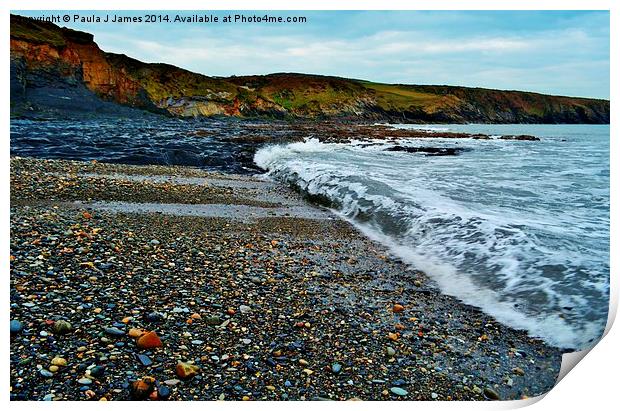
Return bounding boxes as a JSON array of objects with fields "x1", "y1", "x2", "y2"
[{"x1": 10, "y1": 14, "x2": 610, "y2": 123}]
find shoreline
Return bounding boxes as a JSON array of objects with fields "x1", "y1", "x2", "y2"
[{"x1": 10, "y1": 156, "x2": 561, "y2": 401}]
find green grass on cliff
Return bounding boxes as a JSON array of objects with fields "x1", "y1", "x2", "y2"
[
  {"x1": 11, "y1": 15, "x2": 66, "y2": 47},
  {"x1": 359, "y1": 81, "x2": 460, "y2": 113},
  {"x1": 229, "y1": 73, "x2": 370, "y2": 112},
  {"x1": 105, "y1": 53, "x2": 242, "y2": 103}
]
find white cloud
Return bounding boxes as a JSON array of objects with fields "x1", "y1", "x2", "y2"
[{"x1": 94, "y1": 24, "x2": 608, "y2": 98}]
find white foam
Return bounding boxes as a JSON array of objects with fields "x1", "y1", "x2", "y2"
[
  {"x1": 345, "y1": 219, "x2": 585, "y2": 348},
  {"x1": 253, "y1": 131, "x2": 609, "y2": 351}
]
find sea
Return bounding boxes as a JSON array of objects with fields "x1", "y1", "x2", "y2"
[
  {"x1": 11, "y1": 119, "x2": 610, "y2": 351},
  {"x1": 254, "y1": 124, "x2": 610, "y2": 351}
]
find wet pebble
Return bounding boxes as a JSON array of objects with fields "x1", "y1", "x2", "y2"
[
  {"x1": 137, "y1": 354, "x2": 153, "y2": 366},
  {"x1": 483, "y1": 387, "x2": 500, "y2": 400},
  {"x1": 10, "y1": 319, "x2": 23, "y2": 334},
  {"x1": 90, "y1": 366, "x2": 105, "y2": 378},
  {"x1": 390, "y1": 387, "x2": 408, "y2": 396},
  {"x1": 158, "y1": 386, "x2": 171, "y2": 400},
  {"x1": 40, "y1": 369, "x2": 54, "y2": 378},
  {"x1": 104, "y1": 327, "x2": 125, "y2": 336},
  {"x1": 53, "y1": 320, "x2": 72, "y2": 335}
]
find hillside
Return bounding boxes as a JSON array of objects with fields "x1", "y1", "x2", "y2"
[{"x1": 10, "y1": 14, "x2": 610, "y2": 123}]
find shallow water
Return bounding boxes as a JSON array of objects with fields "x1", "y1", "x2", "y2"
[
  {"x1": 254, "y1": 124, "x2": 610, "y2": 350},
  {"x1": 10, "y1": 117, "x2": 267, "y2": 174}
]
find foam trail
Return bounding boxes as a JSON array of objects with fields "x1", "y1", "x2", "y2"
[{"x1": 254, "y1": 127, "x2": 609, "y2": 351}]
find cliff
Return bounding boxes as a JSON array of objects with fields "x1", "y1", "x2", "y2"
[{"x1": 10, "y1": 14, "x2": 610, "y2": 123}]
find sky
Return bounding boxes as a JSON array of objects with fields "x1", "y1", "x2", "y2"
[{"x1": 14, "y1": 10, "x2": 610, "y2": 99}]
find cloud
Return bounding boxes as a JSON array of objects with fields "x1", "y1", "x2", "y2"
[{"x1": 90, "y1": 13, "x2": 609, "y2": 99}]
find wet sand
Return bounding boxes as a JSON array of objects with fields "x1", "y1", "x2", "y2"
[{"x1": 10, "y1": 157, "x2": 561, "y2": 401}]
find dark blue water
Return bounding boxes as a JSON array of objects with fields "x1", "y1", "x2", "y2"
[{"x1": 10, "y1": 118, "x2": 286, "y2": 174}]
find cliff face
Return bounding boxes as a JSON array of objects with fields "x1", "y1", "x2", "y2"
[{"x1": 10, "y1": 14, "x2": 610, "y2": 123}]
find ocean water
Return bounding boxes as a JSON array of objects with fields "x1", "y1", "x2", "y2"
[
  {"x1": 254, "y1": 124, "x2": 610, "y2": 351},
  {"x1": 9, "y1": 118, "x2": 270, "y2": 174}
]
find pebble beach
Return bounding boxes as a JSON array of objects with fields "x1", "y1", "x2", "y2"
[{"x1": 10, "y1": 156, "x2": 562, "y2": 401}]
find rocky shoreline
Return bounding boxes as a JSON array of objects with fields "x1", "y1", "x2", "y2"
[{"x1": 10, "y1": 157, "x2": 561, "y2": 401}]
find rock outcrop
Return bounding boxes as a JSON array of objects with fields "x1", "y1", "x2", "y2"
[{"x1": 10, "y1": 14, "x2": 610, "y2": 123}]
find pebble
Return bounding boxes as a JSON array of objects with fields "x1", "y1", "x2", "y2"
[
  {"x1": 331, "y1": 363, "x2": 342, "y2": 374},
  {"x1": 386, "y1": 346, "x2": 396, "y2": 357},
  {"x1": 164, "y1": 379, "x2": 180, "y2": 386},
  {"x1": 90, "y1": 366, "x2": 105, "y2": 378},
  {"x1": 128, "y1": 328, "x2": 144, "y2": 338},
  {"x1": 158, "y1": 386, "x2": 171, "y2": 400},
  {"x1": 10, "y1": 319, "x2": 23, "y2": 334},
  {"x1": 53, "y1": 320, "x2": 72, "y2": 335},
  {"x1": 176, "y1": 361, "x2": 200, "y2": 379},
  {"x1": 130, "y1": 377, "x2": 156, "y2": 400},
  {"x1": 393, "y1": 304, "x2": 405, "y2": 313},
  {"x1": 51, "y1": 357, "x2": 67, "y2": 366},
  {"x1": 136, "y1": 331, "x2": 162, "y2": 349},
  {"x1": 104, "y1": 327, "x2": 125, "y2": 336},
  {"x1": 239, "y1": 305, "x2": 251, "y2": 314},
  {"x1": 40, "y1": 369, "x2": 54, "y2": 378},
  {"x1": 390, "y1": 387, "x2": 408, "y2": 396},
  {"x1": 137, "y1": 354, "x2": 153, "y2": 366},
  {"x1": 49, "y1": 365, "x2": 59, "y2": 373},
  {"x1": 146, "y1": 312, "x2": 164, "y2": 322},
  {"x1": 483, "y1": 387, "x2": 500, "y2": 400},
  {"x1": 78, "y1": 378, "x2": 93, "y2": 385},
  {"x1": 205, "y1": 316, "x2": 221, "y2": 325}
]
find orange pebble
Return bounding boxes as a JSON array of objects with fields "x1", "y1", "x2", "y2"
[{"x1": 392, "y1": 304, "x2": 405, "y2": 313}]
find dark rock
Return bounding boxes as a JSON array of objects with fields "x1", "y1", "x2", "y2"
[
  {"x1": 137, "y1": 354, "x2": 153, "y2": 366},
  {"x1": 145, "y1": 312, "x2": 164, "y2": 323},
  {"x1": 89, "y1": 366, "x2": 105, "y2": 378},
  {"x1": 384, "y1": 146, "x2": 471, "y2": 156},
  {"x1": 483, "y1": 387, "x2": 500, "y2": 400},
  {"x1": 10, "y1": 319, "x2": 23, "y2": 334},
  {"x1": 104, "y1": 327, "x2": 125, "y2": 336},
  {"x1": 499, "y1": 134, "x2": 540, "y2": 141},
  {"x1": 158, "y1": 385, "x2": 171, "y2": 400}
]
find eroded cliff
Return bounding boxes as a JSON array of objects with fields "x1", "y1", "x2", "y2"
[{"x1": 10, "y1": 14, "x2": 610, "y2": 123}]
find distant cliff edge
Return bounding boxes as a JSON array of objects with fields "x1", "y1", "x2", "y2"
[{"x1": 10, "y1": 14, "x2": 610, "y2": 123}]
